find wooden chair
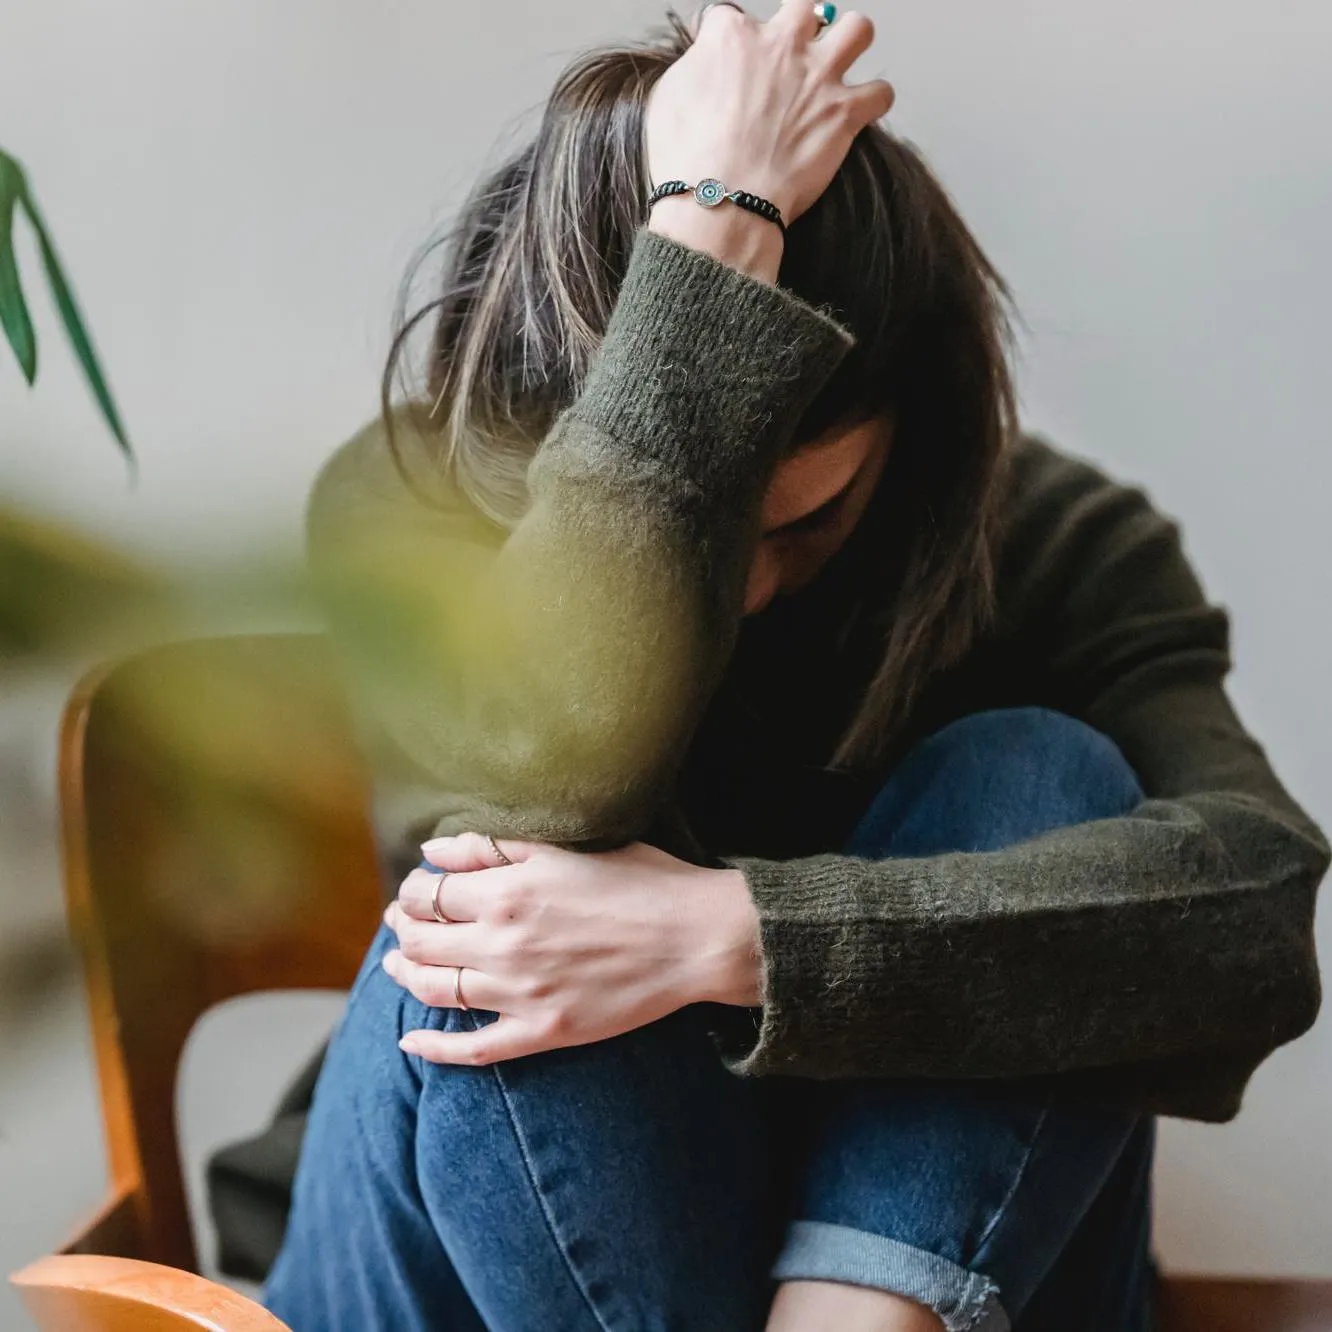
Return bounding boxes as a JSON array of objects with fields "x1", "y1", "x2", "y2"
[
  {"x1": 10, "y1": 634, "x2": 1332, "y2": 1329},
  {"x1": 11, "y1": 635, "x2": 383, "y2": 1329}
]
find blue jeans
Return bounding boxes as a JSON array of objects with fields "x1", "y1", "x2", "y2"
[{"x1": 266, "y1": 708, "x2": 1156, "y2": 1331}]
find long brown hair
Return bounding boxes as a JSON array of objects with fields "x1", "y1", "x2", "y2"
[{"x1": 383, "y1": 11, "x2": 1016, "y2": 770}]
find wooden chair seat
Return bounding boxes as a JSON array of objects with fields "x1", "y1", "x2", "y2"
[
  {"x1": 10, "y1": 635, "x2": 1332, "y2": 1329},
  {"x1": 14, "y1": 1255, "x2": 289, "y2": 1331}
]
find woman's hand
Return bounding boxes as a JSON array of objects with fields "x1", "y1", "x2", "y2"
[
  {"x1": 382, "y1": 832, "x2": 763, "y2": 1065},
  {"x1": 646, "y1": 1, "x2": 895, "y2": 227}
]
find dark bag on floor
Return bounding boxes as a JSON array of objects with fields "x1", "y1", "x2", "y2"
[{"x1": 206, "y1": 1045, "x2": 326, "y2": 1282}]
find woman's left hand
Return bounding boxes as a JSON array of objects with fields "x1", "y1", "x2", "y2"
[{"x1": 382, "y1": 833, "x2": 763, "y2": 1065}]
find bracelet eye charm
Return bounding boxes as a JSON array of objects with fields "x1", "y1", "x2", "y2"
[
  {"x1": 647, "y1": 178, "x2": 787, "y2": 235},
  {"x1": 694, "y1": 178, "x2": 728, "y2": 207}
]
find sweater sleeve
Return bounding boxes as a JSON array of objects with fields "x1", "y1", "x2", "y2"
[
  {"x1": 307, "y1": 227, "x2": 854, "y2": 850},
  {"x1": 719, "y1": 442, "x2": 1327, "y2": 1121}
]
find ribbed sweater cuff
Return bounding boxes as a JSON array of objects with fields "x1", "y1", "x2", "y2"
[
  {"x1": 566, "y1": 227, "x2": 855, "y2": 501},
  {"x1": 719, "y1": 857, "x2": 852, "y2": 1076},
  {"x1": 713, "y1": 852, "x2": 911, "y2": 1079}
]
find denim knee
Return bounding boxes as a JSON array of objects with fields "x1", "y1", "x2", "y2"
[
  {"x1": 930, "y1": 707, "x2": 1139, "y2": 791},
  {"x1": 846, "y1": 706, "x2": 1144, "y2": 860}
]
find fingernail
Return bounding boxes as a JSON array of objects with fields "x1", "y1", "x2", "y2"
[
  {"x1": 381, "y1": 950, "x2": 399, "y2": 975},
  {"x1": 421, "y1": 837, "x2": 452, "y2": 855},
  {"x1": 399, "y1": 1036, "x2": 422, "y2": 1055}
]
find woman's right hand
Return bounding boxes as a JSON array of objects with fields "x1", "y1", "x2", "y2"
[{"x1": 645, "y1": 1, "x2": 895, "y2": 231}]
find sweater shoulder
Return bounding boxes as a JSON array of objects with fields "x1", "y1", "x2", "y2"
[
  {"x1": 308, "y1": 411, "x2": 445, "y2": 522},
  {"x1": 304, "y1": 410, "x2": 494, "y2": 561},
  {"x1": 1006, "y1": 433, "x2": 1169, "y2": 534},
  {"x1": 999, "y1": 433, "x2": 1218, "y2": 629}
]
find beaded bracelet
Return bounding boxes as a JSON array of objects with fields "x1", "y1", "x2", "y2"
[{"x1": 647, "y1": 178, "x2": 787, "y2": 236}]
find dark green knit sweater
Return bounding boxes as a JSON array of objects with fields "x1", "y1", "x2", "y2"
[{"x1": 308, "y1": 226, "x2": 1327, "y2": 1124}]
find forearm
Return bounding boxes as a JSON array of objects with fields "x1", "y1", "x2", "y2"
[
  {"x1": 717, "y1": 793, "x2": 1323, "y2": 1112},
  {"x1": 312, "y1": 227, "x2": 853, "y2": 847}
]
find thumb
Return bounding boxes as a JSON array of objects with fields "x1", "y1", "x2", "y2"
[{"x1": 420, "y1": 831, "x2": 537, "y2": 872}]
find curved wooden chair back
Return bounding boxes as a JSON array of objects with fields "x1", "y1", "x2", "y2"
[
  {"x1": 13, "y1": 1255, "x2": 290, "y2": 1331},
  {"x1": 48, "y1": 634, "x2": 383, "y2": 1271}
]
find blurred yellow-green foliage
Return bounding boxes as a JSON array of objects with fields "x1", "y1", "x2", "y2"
[{"x1": 0, "y1": 503, "x2": 175, "y2": 662}]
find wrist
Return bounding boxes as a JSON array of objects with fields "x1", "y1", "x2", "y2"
[
  {"x1": 693, "y1": 867, "x2": 764, "y2": 1007},
  {"x1": 647, "y1": 198, "x2": 784, "y2": 286}
]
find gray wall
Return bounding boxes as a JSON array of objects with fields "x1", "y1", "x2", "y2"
[{"x1": 2, "y1": 0, "x2": 1329, "y2": 1279}]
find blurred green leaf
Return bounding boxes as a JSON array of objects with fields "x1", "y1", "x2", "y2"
[
  {"x1": 23, "y1": 193, "x2": 133, "y2": 459},
  {"x1": 0, "y1": 149, "x2": 37, "y2": 385},
  {"x1": 0, "y1": 146, "x2": 133, "y2": 459}
]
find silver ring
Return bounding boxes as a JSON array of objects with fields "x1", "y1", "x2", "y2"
[
  {"x1": 813, "y1": 1, "x2": 836, "y2": 29},
  {"x1": 486, "y1": 833, "x2": 513, "y2": 867},
  {"x1": 431, "y1": 872, "x2": 451, "y2": 924},
  {"x1": 700, "y1": 1, "x2": 745, "y2": 15},
  {"x1": 453, "y1": 965, "x2": 470, "y2": 1012}
]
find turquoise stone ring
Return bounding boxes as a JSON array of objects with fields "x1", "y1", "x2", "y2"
[{"x1": 813, "y1": 1, "x2": 836, "y2": 27}]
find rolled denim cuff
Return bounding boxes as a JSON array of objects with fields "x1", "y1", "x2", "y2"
[{"x1": 772, "y1": 1220, "x2": 1009, "y2": 1332}]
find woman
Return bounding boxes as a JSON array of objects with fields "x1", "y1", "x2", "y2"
[{"x1": 263, "y1": 3, "x2": 1327, "y2": 1329}]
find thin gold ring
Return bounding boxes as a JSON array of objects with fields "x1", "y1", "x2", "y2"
[
  {"x1": 431, "y1": 872, "x2": 451, "y2": 924},
  {"x1": 453, "y1": 965, "x2": 470, "y2": 1012},
  {"x1": 486, "y1": 833, "x2": 513, "y2": 867}
]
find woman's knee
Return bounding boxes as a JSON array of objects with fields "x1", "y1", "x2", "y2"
[
  {"x1": 938, "y1": 706, "x2": 1136, "y2": 783},
  {"x1": 846, "y1": 707, "x2": 1143, "y2": 858}
]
